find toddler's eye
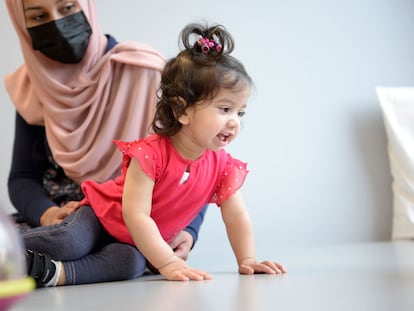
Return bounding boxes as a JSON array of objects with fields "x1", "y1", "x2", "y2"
[
  {"x1": 238, "y1": 111, "x2": 246, "y2": 118},
  {"x1": 220, "y1": 107, "x2": 230, "y2": 113}
]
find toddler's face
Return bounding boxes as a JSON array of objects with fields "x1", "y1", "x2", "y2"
[{"x1": 179, "y1": 86, "x2": 250, "y2": 153}]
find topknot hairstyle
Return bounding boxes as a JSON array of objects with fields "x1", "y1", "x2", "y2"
[
  {"x1": 151, "y1": 22, "x2": 252, "y2": 136},
  {"x1": 182, "y1": 23, "x2": 234, "y2": 61}
]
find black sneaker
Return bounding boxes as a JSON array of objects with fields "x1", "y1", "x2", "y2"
[{"x1": 26, "y1": 249, "x2": 57, "y2": 288}]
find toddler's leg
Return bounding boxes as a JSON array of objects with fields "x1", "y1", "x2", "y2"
[{"x1": 63, "y1": 242, "x2": 147, "y2": 285}]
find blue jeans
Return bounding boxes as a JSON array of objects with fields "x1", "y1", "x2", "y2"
[{"x1": 22, "y1": 205, "x2": 147, "y2": 285}]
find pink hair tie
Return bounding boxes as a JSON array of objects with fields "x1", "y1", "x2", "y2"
[{"x1": 195, "y1": 36, "x2": 222, "y2": 54}]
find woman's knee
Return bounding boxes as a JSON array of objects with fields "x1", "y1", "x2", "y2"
[{"x1": 23, "y1": 206, "x2": 102, "y2": 260}]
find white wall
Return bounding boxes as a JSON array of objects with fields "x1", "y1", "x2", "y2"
[
  {"x1": 0, "y1": 2, "x2": 20, "y2": 215},
  {"x1": 2, "y1": 0, "x2": 414, "y2": 258}
]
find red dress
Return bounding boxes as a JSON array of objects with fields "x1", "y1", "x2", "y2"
[{"x1": 81, "y1": 134, "x2": 248, "y2": 244}]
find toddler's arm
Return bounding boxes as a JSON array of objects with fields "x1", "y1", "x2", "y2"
[
  {"x1": 122, "y1": 158, "x2": 212, "y2": 281},
  {"x1": 221, "y1": 191, "x2": 287, "y2": 275}
]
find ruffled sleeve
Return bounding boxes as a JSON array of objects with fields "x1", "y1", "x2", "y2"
[
  {"x1": 113, "y1": 138, "x2": 158, "y2": 180},
  {"x1": 213, "y1": 156, "x2": 249, "y2": 206}
]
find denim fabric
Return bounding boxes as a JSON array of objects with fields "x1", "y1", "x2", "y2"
[{"x1": 23, "y1": 205, "x2": 147, "y2": 285}]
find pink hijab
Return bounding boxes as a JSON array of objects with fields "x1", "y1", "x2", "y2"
[{"x1": 4, "y1": 0, "x2": 166, "y2": 184}]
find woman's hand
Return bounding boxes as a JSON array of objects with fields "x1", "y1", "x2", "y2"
[
  {"x1": 158, "y1": 257, "x2": 213, "y2": 281},
  {"x1": 238, "y1": 258, "x2": 287, "y2": 275},
  {"x1": 169, "y1": 231, "x2": 193, "y2": 260},
  {"x1": 40, "y1": 201, "x2": 81, "y2": 226}
]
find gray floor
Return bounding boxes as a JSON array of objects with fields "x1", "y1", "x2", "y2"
[{"x1": 10, "y1": 241, "x2": 414, "y2": 311}]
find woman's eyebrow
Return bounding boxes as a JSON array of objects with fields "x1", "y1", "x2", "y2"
[
  {"x1": 24, "y1": 6, "x2": 42, "y2": 12},
  {"x1": 24, "y1": 0, "x2": 64, "y2": 11}
]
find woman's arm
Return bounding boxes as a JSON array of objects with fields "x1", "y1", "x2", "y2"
[
  {"x1": 169, "y1": 204, "x2": 208, "y2": 260},
  {"x1": 122, "y1": 158, "x2": 212, "y2": 281},
  {"x1": 8, "y1": 112, "x2": 56, "y2": 226},
  {"x1": 221, "y1": 191, "x2": 287, "y2": 275},
  {"x1": 183, "y1": 205, "x2": 208, "y2": 246}
]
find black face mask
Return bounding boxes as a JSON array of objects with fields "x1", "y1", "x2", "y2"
[{"x1": 27, "y1": 11, "x2": 92, "y2": 64}]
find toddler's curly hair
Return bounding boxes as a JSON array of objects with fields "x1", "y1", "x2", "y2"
[{"x1": 151, "y1": 23, "x2": 252, "y2": 136}]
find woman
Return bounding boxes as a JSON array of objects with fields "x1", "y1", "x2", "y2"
[{"x1": 4, "y1": 0, "x2": 206, "y2": 286}]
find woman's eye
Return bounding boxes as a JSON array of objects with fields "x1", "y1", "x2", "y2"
[
  {"x1": 60, "y1": 2, "x2": 79, "y2": 14},
  {"x1": 29, "y1": 13, "x2": 47, "y2": 21},
  {"x1": 62, "y1": 4, "x2": 76, "y2": 13}
]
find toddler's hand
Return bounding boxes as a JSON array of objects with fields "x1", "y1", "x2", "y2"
[
  {"x1": 158, "y1": 257, "x2": 213, "y2": 281},
  {"x1": 238, "y1": 258, "x2": 287, "y2": 275}
]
